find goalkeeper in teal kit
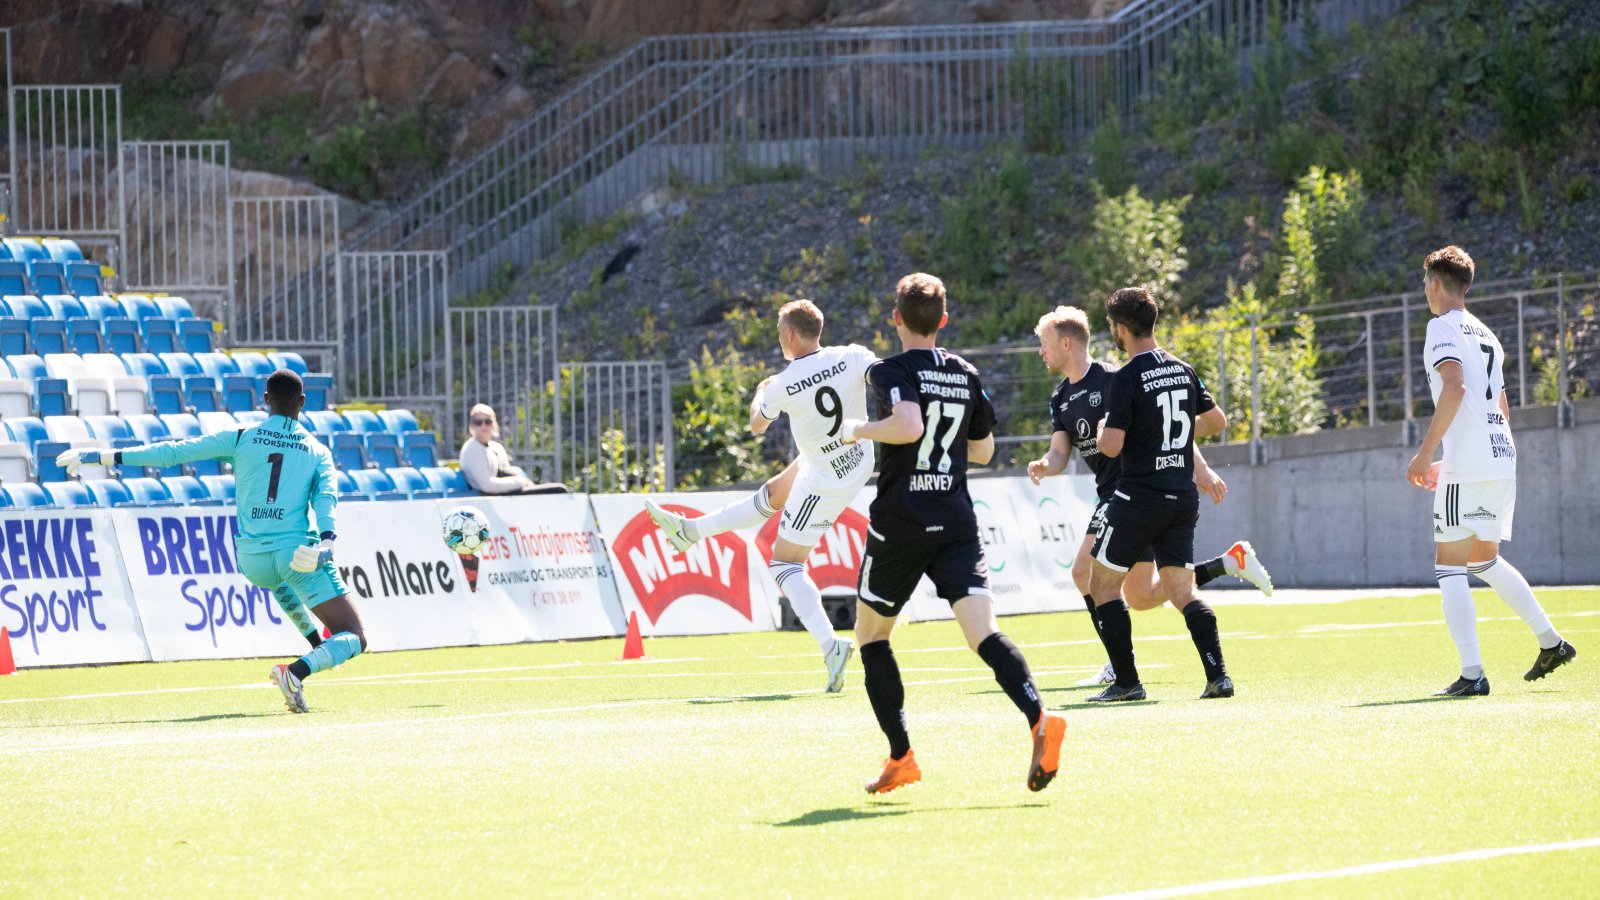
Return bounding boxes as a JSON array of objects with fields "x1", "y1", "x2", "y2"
[{"x1": 58, "y1": 370, "x2": 365, "y2": 713}]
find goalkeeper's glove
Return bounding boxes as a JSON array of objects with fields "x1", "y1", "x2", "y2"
[
  {"x1": 55, "y1": 447, "x2": 103, "y2": 477},
  {"x1": 290, "y1": 533, "x2": 337, "y2": 572}
]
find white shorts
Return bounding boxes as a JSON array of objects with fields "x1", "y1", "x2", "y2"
[
  {"x1": 777, "y1": 466, "x2": 867, "y2": 546},
  {"x1": 1434, "y1": 479, "x2": 1515, "y2": 543}
]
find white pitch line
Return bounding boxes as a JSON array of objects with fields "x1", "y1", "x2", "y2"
[{"x1": 1089, "y1": 836, "x2": 1600, "y2": 900}]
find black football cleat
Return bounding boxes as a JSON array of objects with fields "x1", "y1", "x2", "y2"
[
  {"x1": 1085, "y1": 682, "x2": 1146, "y2": 702},
  {"x1": 1524, "y1": 640, "x2": 1577, "y2": 682},
  {"x1": 1199, "y1": 675, "x2": 1234, "y2": 699},
  {"x1": 1434, "y1": 674, "x2": 1490, "y2": 697}
]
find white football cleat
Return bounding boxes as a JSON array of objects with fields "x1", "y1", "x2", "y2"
[
  {"x1": 824, "y1": 637, "x2": 854, "y2": 693},
  {"x1": 1224, "y1": 540, "x2": 1274, "y2": 597},
  {"x1": 643, "y1": 499, "x2": 693, "y2": 552},
  {"x1": 1075, "y1": 661, "x2": 1116, "y2": 687},
  {"x1": 270, "y1": 664, "x2": 307, "y2": 713}
]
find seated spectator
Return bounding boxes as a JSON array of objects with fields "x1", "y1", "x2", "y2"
[{"x1": 458, "y1": 403, "x2": 567, "y2": 495}]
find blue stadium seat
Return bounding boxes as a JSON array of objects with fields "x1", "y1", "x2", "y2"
[
  {"x1": 148, "y1": 375, "x2": 185, "y2": 415},
  {"x1": 421, "y1": 466, "x2": 470, "y2": 496},
  {"x1": 155, "y1": 296, "x2": 194, "y2": 320},
  {"x1": 349, "y1": 468, "x2": 402, "y2": 501},
  {"x1": 68, "y1": 318, "x2": 104, "y2": 354},
  {"x1": 331, "y1": 433, "x2": 367, "y2": 471},
  {"x1": 42, "y1": 238, "x2": 83, "y2": 262},
  {"x1": 158, "y1": 352, "x2": 201, "y2": 378},
  {"x1": 365, "y1": 432, "x2": 402, "y2": 469},
  {"x1": 42, "y1": 294, "x2": 86, "y2": 320},
  {"x1": 79, "y1": 294, "x2": 124, "y2": 321},
  {"x1": 230, "y1": 351, "x2": 275, "y2": 379},
  {"x1": 378, "y1": 409, "x2": 421, "y2": 436},
  {"x1": 233, "y1": 410, "x2": 267, "y2": 427},
  {"x1": 302, "y1": 373, "x2": 332, "y2": 411},
  {"x1": 335, "y1": 470, "x2": 363, "y2": 502},
  {"x1": 193, "y1": 352, "x2": 238, "y2": 382},
  {"x1": 222, "y1": 374, "x2": 258, "y2": 413},
  {"x1": 122, "y1": 477, "x2": 176, "y2": 506},
  {"x1": 142, "y1": 318, "x2": 177, "y2": 354},
  {"x1": 32, "y1": 440, "x2": 72, "y2": 483},
  {"x1": 306, "y1": 410, "x2": 348, "y2": 437},
  {"x1": 84, "y1": 415, "x2": 133, "y2": 444},
  {"x1": 28, "y1": 262, "x2": 68, "y2": 296},
  {"x1": 200, "y1": 474, "x2": 236, "y2": 504},
  {"x1": 66, "y1": 262, "x2": 103, "y2": 296},
  {"x1": 343, "y1": 409, "x2": 384, "y2": 434},
  {"x1": 5, "y1": 293, "x2": 47, "y2": 319},
  {"x1": 159, "y1": 413, "x2": 202, "y2": 440},
  {"x1": 41, "y1": 481, "x2": 95, "y2": 509},
  {"x1": 197, "y1": 412, "x2": 239, "y2": 435},
  {"x1": 124, "y1": 413, "x2": 170, "y2": 444},
  {"x1": 102, "y1": 318, "x2": 140, "y2": 354},
  {"x1": 3, "y1": 238, "x2": 47, "y2": 262},
  {"x1": 402, "y1": 431, "x2": 439, "y2": 468},
  {"x1": 0, "y1": 264, "x2": 30, "y2": 295},
  {"x1": 119, "y1": 294, "x2": 162, "y2": 321},
  {"x1": 184, "y1": 376, "x2": 222, "y2": 413},
  {"x1": 35, "y1": 380, "x2": 70, "y2": 418},
  {"x1": 1, "y1": 416, "x2": 47, "y2": 451},
  {"x1": 28, "y1": 319, "x2": 67, "y2": 355},
  {"x1": 385, "y1": 466, "x2": 443, "y2": 499},
  {"x1": 163, "y1": 475, "x2": 211, "y2": 505},
  {"x1": 121, "y1": 352, "x2": 166, "y2": 380},
  {"x1": 0, "y1": 318, "x2": 27, "y2": 356},
  {"x1": 178, "y1": 318, "x2": 214, "y2": 353},
  {"x1": 86, "y1": 479, "x2": 133, "y2": 508},
  {"x1": 268, "y1": 351, "x2": 309, "y2": 375},
  {"x1": 2, "y1": 483, "x2": 54, "y2": 509}
]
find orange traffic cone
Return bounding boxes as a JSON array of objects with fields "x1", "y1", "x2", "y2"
[
  {"x1": 619, "y1": 612, "x2": 645, "y2": 660},
  {"x1": 0, "y1": 627, "x2": 15, "y2": 675}
]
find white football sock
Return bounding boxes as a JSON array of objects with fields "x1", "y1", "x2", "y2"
[
  {"x1": 1437, "y1": 565, "x2": 1482, "y2": 679},
  {"x1": 1469, "y1": 557, "x2": 1561, "y2": 649},
  {"x1": 769, "y1": 560, "x2": 837, "y2": 654},
  {"x1": 685, "y1": 485, "x2": 776, "y2": 542}
]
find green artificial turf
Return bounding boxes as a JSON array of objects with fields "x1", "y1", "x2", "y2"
[{"x1": 3, "y1": 589, "x2": 1596, "y2": 897}]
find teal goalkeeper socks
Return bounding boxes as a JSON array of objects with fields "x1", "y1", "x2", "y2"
[{"x1": 293, "y1": 632, "x2": 364, "y2": 679}]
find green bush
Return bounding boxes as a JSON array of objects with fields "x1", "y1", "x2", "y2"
[
  {"x1": 1070, "y1": 185, "x2": 1190, "y2": 316},
  {"x1": 934, "y1": 149, "x2": 1034, "y2": 288},
  {"x1": 1289, "y1": 166, "x2": 1368, "y2": 287},
  {"x1": 308, "y1": 99, "x2": 448, "y2": 201},
  {"x1": 1087, "y1": 109, "x2": 1133, "y2": 196},
  {"x1": 1147, "y1": 30, "x2": 1238, "y2": 146},
  {"x1": 1266, "y1": 122, "x2": 1318, "y2": 185},
  {"x1": 1240, "y1": 6, "x2": 1293, "y2": 136},
  {"x1": 673, "y1": 346, "x2": 779, "y2": 488},
  {"x1": 1449, "y1": 141, "x2": 1515, "y2": 213}
]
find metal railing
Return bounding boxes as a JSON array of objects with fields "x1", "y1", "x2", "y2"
[
  {"x1": 8, "y1": 85, "x2": 123, "y2": 243},
  {"x1": 122, "y1": 140, "x2": 234, "y2": 319},
  {"x1": 970, "y1": 274, "x2": 1598, "y2": 467},
  {"x1": 345, "y1": 0, "x2": 1410, "y2": 299},
  {"x1": 230, "y1": 195, "x2": 341, "y2": 369},
  {"x1": 562, "y1": 361, "x2": 673, "y2": 493},
  {"x1": 341, "y1": 251, "x2": 450, "y2": 414},
  {"x1": 448, "y1": 305, "x2": 561, "y2": 482}
]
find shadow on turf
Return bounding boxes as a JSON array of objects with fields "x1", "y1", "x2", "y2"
[
  {"x1": 1348, "y1": 696, "x2": 1478, "y2": 708},
  {"x1": 770, "y1": 802, "x2": 1047, "y2": 828},
  {"x1": 687, "y1": 693, "x2": 800, "y2": 705},
  {"x1": 29, "y1": 711, "x2": 287, "y2": 728}
]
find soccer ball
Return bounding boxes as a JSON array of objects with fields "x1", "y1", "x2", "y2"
[{"x1": 442, "y1": 506, "x2": 490, "y2": 555}]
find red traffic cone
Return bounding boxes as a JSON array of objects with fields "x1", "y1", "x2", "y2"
[
  {"x1": 619, "y1": 611, "x2": 645, "y2": 660},
  {"x1": 0, "y1": 627, "x2": 15, "y2": 675}
]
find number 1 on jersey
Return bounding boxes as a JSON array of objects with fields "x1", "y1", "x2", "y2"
[
  {"x1": 916, "y1": 400, "x2": 961, "y2": 473},
  {"x1": 266, "y1": 452, "x2": 284, "y2": 504}
]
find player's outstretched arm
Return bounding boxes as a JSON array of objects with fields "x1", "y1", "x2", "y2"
[
  {"x1": 749, "y1": 376, "x2": 778, "y2": 436},
  {"x1": 842, "y1": 400, "x2": 923, "y2": 446},
  {"x1": 1028, "y1": 432, "x2": 1072, "y2": 484},
  {"x1": 57, "y1": 430, "x2": 238, "y2": 476}
]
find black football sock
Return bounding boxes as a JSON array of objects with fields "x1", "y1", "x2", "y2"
[
  {"x1": 1086, "y1": 595, "x2": 1117, "y2": 676},
  {"x1": 303, "y1": 627, "x2": 324, "y2": 649},
  {"x1": 860, "y1": 640, "x2": 911, "y2": 759},
  {"x1": 1095, "y1": 599, "x2": 1140, "y2": 687},
  {"x1": 1182, "y1": 600, "x2": 1226, "y2": 681},
  {"x1": 288, "y1": 659, "x2": 312, "y2": 681},
  {"x1": 1194, "y1": 556, "x2": 1228, "y2": 588},
  {"x1": 977, "y1": 633, "x2": 1043, "y2": 729}
]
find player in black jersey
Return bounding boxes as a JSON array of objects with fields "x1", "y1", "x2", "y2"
[
  {"x1": 1026, "y1": 306, "x2": 1273, "y2": 688},
  {"x1": 1086, "y1": 288, "x2": 1236, "y2": 701},
  {"x1": 839, "y1": 272, "x2": 1066, "y2": 795}
]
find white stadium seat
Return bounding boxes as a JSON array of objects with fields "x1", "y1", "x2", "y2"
[{"x1": 42, "y1": 353, "x2": 112, "y2": 416}]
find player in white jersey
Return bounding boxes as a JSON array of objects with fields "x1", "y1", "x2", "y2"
[
  {"x1": 646, "y1": 300, "x2": 875, "y2": 692},
  {"x1": 1407, "y1": 246, "x2": 1575, "y2": 697}
]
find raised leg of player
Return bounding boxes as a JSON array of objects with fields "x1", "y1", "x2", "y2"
[
  {"x1": 856, "y1": 603, "x2": 920, "y2": 793},
  {"x1": 1466, "y1": 542, "x2": 1576, "y2": 682},
  {"x1": 284, "y1": 596, "x2": 367, "y2": 681},
  {"x1": 682, "y1": 462, "x2": 798, "y2": 543},
  {"x1": 271, "y1": 585, "x2": 324, "y2": 648},
  {"x1": 1087, "y1": 560, "x2": 1142, "y2": 698},
  {"x1": 1163, "y1": 567, "x2": 1232, "y2": 697},
  {"x1": 1071, "y1": 535, "x2": 1117, "y2": 685},
  {"x1": 952, "y1": 595, "x2": 1066, "y2": 791}
]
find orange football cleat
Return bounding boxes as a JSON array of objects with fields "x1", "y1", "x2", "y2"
[
  {"x1": 865, "y1": 750, "x2": 922, "y2": 794},
  {"x1": 1027, "y1": 713, "x2": 1067, "y2": 792}
]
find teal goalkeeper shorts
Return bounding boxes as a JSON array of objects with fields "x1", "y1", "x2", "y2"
[{"x1": 237, "y1": 545, "x2": 348, "y2": 608}]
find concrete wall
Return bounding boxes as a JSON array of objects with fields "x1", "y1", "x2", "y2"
[{"x1": 1191, "y1": 397, "x2": 1600, "y2": 587}]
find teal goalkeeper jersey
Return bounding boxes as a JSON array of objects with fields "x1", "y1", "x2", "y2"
[{"x1": 115, "y1": 415, "x2": 338, "y2": 552}]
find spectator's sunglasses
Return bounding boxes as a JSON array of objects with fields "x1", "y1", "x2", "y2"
[{"x1": 471, "y1": 417, "x2": 495, "y2": 426}]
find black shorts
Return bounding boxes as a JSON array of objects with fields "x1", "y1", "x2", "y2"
[
  {"x1": 857, "y1": 534, "x2": 990, "y2": 617},
  {"x1": 1089, "y1": 492, "x2": 1197, "y2": 571},
  {"x1": 1086, "y1": 499, "x2": 1156, "y2": 563}
]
